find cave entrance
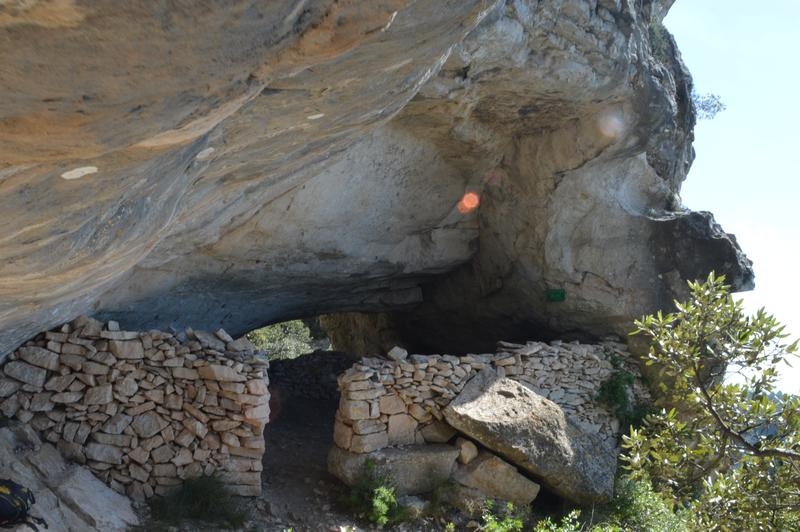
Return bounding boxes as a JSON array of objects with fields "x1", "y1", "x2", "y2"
[{"x1": 255, "y1": 318, "x2": 360, "y2": 526}]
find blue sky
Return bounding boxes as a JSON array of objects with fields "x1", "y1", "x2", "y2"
[{"x1": 664, "y1": 1, "x2": 800, "y2": 391}]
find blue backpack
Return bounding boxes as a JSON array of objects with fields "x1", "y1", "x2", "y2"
[{"x1": 0, "y1": 479, "x2": 47, "y2": 531}]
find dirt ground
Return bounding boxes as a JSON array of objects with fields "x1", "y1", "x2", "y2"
[
  {"x1": 258, "y1": 395, "x2": 365, "y2": 531},
  {"x1": 257, "y1": 395, "x2": 458, "y2": 531}
]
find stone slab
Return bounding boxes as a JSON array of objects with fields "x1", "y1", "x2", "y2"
[{"x1": 328, "y1": 443, "x2": 458, "y2": 495}]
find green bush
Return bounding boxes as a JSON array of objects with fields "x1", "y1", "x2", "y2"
[
  {"x1": 369, "y1": 485, "x2": 399, "y2": 526},
  {"x1": 533, "y1": 509, "x2": 582, "y2": 532},
  {"x1": 246, "y1": 319, "x2": 313, "y2": 359},
  {"x1": 148, "y1": 475, "x2": 245, "y2": 528},
  {"x1": 481, "y1": 500, "x2": 525, "y2": 532},
  {"x1": 648, "y1": 21, "x2": 671, "y2": 63},
  {"x1": 337, "y1": 460, "x2": 409, "y2": 526},
  {"x1": 597, "y1": 356, "x2": 652, "y2": 433},
  {"x1": 593, "y1": 475, "x2": 690, "y2": 532},
  {"x1": 528, "y1": 476, "x2": 688, "y2": 531},
  {"x1": 528, "y1": 476, "x2": 689, "y2": 531}
]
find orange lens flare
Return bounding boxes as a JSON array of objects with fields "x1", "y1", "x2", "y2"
[{"x1": 457, "y1": 192, "x2": 480, "y2": 214}]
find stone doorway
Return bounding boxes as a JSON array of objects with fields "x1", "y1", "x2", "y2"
[{"x1": 259, "y1": 348, "x2": 362, "y2": 530}]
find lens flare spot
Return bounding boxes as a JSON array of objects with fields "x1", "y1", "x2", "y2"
[
  {"x1": 457, "y1": 192, "x2": 480, "y2": 214},
  {"x1": 597, "y1": 109, "x2": 625, "y2": 139}
]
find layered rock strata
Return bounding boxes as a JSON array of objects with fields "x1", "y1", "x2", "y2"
[
  {"x1": 0, "y1": 316, "x2": 269, "y2": 500},
  {"x1": 0, "y1": 0, "x2": 753, "y2": 357}
]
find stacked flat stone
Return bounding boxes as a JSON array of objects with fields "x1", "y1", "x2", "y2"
[
  {"x1": 333, "y1": 340, "x2": 649, "y2": 453},
  {"x1": 0, "y1": 316, "x2": 270, "y2": 500}
]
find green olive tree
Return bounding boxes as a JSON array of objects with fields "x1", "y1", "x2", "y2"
[{"x1": 622, "y1": 273, "x2": 800, "y2": 530}]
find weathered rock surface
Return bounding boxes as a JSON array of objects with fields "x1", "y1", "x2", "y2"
[
  {"x1": 327, "y1": 444, "x2": 459, "y2": 495},
  {"x1": 0, "y1": 423, "x2": 139, "y2": 531},
  {"x1": 452, "y1": 451, "x2": 540, "y2": 507},
  {"x1": 443, "y1": 368, "x2": 616, "y2": 504},
  {"x1": 456, "y1": 437, "x2": 479, "y2": 465},
  {"x1": 420, "y1": 421, "x2": 458, "y2": 444},
  {"x1": 0, "y1": 1, "x2": 752, "y2": 356}
]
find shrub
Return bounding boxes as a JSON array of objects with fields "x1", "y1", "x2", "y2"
[
  {"x1": 246, "y1": 319, "x2": 313, "y2": 359},
  {"x1": 337, "y1": 460, "x2": 409, "y2": 526},
  {"x1": 597, "y1": 355, "x2": 652, "y2": 433},
  {"x1": 369, "y1": 485, "x2": 399, "y2": 526},
  {"x1": 648, "y1": 21, "x2": 671, "y2": 63},
  {"x1": 593, "y1": 475, "x2": 690, "y2": 532},
  {"x1": 528, "y1": 476, "x2": 690, "y2": 531},
  {"x1": 533, "y1": 509, "x2": 581, "y2": 532},
  {"x1": 481, "y1": 500, "x2": 525, "y2": 532},
  {"x1": 148, "y1": 475, "x2": 245, "y2": 528}
]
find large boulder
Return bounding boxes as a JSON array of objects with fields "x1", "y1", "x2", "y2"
[
  {"x1": 443, "y1": 369, "x2": 616, "y2": 504},
  {"x1": 0, "y1": 1, "x2": 752, "y2": 357},
  {"x1": 327, "y1": 444, "x2": 458, "y2": 496}
]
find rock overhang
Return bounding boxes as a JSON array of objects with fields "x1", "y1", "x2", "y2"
[{"x1": 0, "y1": 0, "x2": 752, "y2": 356}]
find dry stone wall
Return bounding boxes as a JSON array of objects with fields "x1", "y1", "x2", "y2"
[
  {"x1": 0, "y1": 316, "x2": 269, "y2": 501},
  {"x1": 333, "y1": 339, "x2": 649, "y2": 454}
]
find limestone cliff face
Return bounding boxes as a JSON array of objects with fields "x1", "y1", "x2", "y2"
[{"x1": 0, "y1": 0, "x2": 752, "y2": 355}]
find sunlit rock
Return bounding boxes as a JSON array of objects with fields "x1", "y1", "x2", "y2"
[{"x1": 0, "y1": 1, "x2": 751, "y2": 355}]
